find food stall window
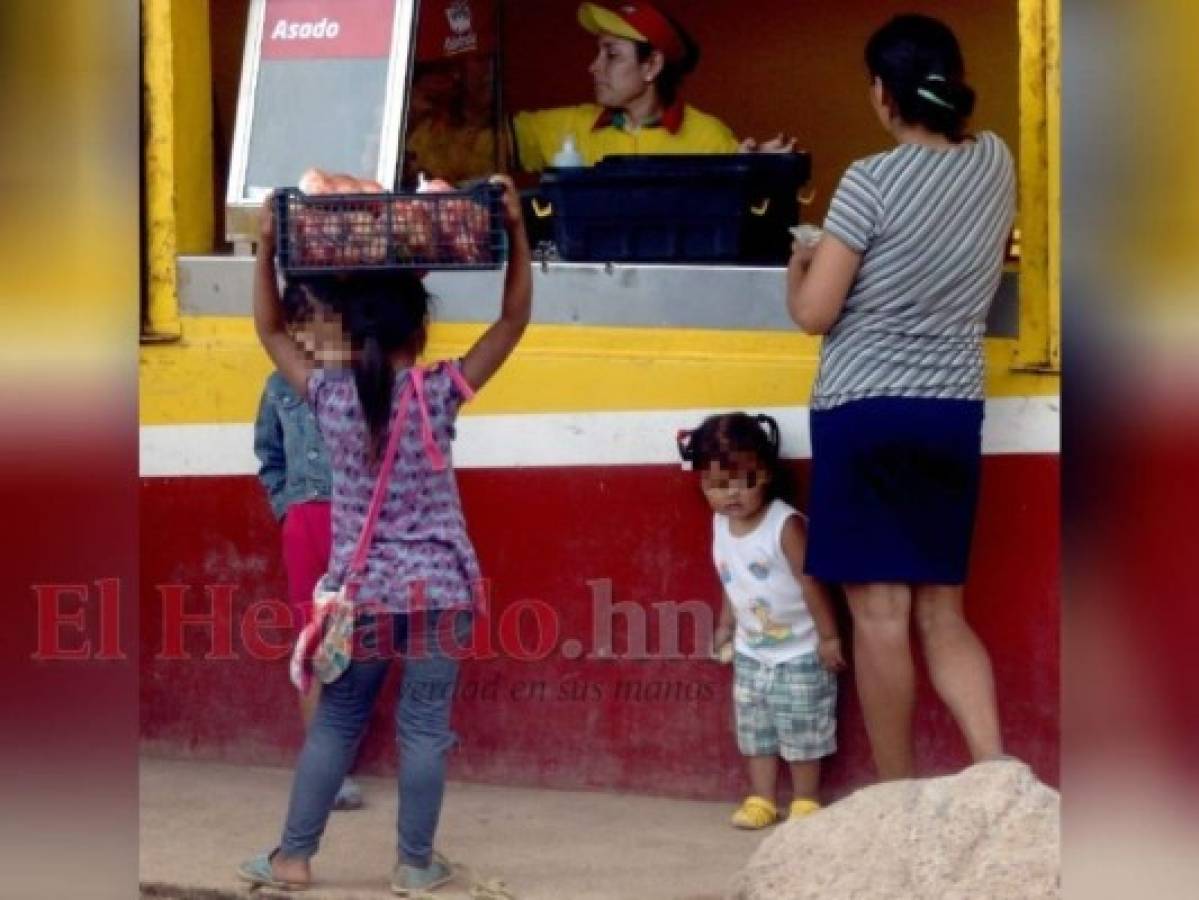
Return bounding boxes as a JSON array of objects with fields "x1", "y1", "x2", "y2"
[
  {"x1": 400, "y1": 0, "x2": 500, "y2": 188},
  {"x1": 166, "y1": 0, "x2": 1055, "y2": 359}
]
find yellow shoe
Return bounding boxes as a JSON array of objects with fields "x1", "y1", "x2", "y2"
[
  {"x1": 789, "y1": 798, "x2": 822, "y2": 820},
  {"x1": 731, "y1": 795, "x2": 778, "y2": 830}
]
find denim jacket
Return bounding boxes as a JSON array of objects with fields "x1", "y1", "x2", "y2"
[{"x1": 253, "y1": 371, "x2": 331, "y2": 520}]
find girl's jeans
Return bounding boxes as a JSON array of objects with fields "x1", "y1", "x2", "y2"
[{"x1": 279, "y1": 607, "x2": 473, "y2": 867}]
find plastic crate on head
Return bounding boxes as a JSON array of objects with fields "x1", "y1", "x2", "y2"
[{"x1": 274, "y1": 183, "x2": 506, "y2": 275}]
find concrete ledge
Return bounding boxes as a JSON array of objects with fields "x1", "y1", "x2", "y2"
[{"x1": 177, "y1": 256, "x2": 1020, "y2": 336}]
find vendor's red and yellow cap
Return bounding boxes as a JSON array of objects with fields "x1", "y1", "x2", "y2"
[{"x1": 577, "y1": 2, "x2": 686, "y2": 65}]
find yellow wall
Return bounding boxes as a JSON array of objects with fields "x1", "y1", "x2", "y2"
[{"x1": 141, "y1": 319, "x2": 1056, "y2": 425}]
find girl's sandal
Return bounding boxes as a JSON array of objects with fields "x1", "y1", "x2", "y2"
[
  {"x1": 236, "y1": 850, "x2": 310, "y2": 892},
  {"x1": 392, "y1": 850, "x2": 518, "y2": 900},
  {"x1": 391, "y1": 851, "x2": 454, "y2": 897},
  {"x1": 789, "y1": 798, "x2": 822, "y2": 820},
  {"x1": 730, "y1": 795, "x2": 779, "y2": 830}
]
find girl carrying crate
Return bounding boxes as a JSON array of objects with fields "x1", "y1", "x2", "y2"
[{"x1": 238, "y1": 175, "x2": 530, "y2": 896}]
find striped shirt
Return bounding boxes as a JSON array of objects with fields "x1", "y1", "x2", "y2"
[{"x1": 812, "y1": 131, "x2": 1015, "y2": 410}]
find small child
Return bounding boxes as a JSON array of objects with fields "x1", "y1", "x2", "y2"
[
  {"x1": 238, "y1": 175, "x2": 531, "y2": 894},
  {"x1": 679, "y1": 412, "x2": 846, "y2": 829},
  {"x1": 253, "y1": 283, "x2": 361, "y2": 811}
]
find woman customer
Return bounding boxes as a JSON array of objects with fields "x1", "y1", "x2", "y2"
[{"x1": 786, "y1": 14, "x2": 1016, "y2": 780}]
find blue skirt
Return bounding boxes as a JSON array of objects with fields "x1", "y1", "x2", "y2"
[{"x1": 804, "y1": 397, "x2": 984, "y2": 585}]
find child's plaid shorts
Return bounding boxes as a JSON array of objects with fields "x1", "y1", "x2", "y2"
[{"x1": 733, "y1": 651, "x2": 837, "y2": 761}]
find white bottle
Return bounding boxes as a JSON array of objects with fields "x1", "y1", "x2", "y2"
[{"x1": 551, "y1": 134, "x2": 585, "y2": 168}]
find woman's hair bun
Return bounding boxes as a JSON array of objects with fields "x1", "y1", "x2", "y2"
[
  {"x1": 917, "y1": 73, "x2": 976, "y2": 119},
  {"x1": 866, "y1": 15, "x2": 975, "y2": 140}
]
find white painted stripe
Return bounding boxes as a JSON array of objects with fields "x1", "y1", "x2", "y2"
[
  {"x1": 140, "y1": 424, "x2": 262, "y2": 477},
  {"x1": 140, "y1": 396, "x2": 1059, "y2": 477}
]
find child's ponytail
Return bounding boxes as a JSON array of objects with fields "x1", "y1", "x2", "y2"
[
  {"x1": 356, "y1": 331, "x2": 395, "y2": 464},
  {"x1": 676, "y1": 428, "x2": 698, "y2": 468},
  {"x1": 754, "y1": 414, "x2": 780, "y2": 458}
]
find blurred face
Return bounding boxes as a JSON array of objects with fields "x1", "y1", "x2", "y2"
[
  {"x1": 589, "y1": 34, "x2": 660, "y2": 109},
  {"x1": 291, "y1": 305, "x2": 352, "y2": 367},
  {"x1": 700, "y1": 454, "x2": 771, "y2": 522}
]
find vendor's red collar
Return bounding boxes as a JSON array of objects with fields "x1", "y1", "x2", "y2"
[{"x1": 592, "y1": 98, "x2": 684, "y2": 134}]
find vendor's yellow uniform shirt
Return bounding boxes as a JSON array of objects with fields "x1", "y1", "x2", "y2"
[
  {"x1": 406, "y1": 119, "x2": 497, "y2": 185},
  {"x1": 512, "y1": 102, "x2": 739, "y2": 172}
]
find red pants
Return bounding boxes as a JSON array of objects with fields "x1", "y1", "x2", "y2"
[{"x1": 281, "y1": 500, "x2": 331, "y2": 629}]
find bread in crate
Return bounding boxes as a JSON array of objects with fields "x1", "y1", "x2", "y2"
[{"x1": 276, "y1": 169, "x2": 502, "y2": 273}]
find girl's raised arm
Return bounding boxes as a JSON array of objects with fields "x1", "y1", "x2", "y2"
[
  {"x1": 253, "y1": 196, "x2": 313, "y2": 397},
  {"x1": 460, "y1": 176, "x2": 532, "y2": 392}
]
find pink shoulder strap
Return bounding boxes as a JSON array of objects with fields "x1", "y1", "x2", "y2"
[
  {"x1": 346, "y1": 362, "x2": 470, "y2": 580},
  {"x1": 409, "y1": 367, "x2": 447, "y2": 473},
  {"x1": 347, "y1": 379, "x2": 413, "y2": 578}
]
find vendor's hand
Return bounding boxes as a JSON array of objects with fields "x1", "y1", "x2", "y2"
[
  {"x1": 739, "y1": 133, "x2": 797, "y2": 154},
  {"x1": 760, "y1": 133, "x2": 798, "y2": 153},
  {"x1": 490, "y1": 174, "x2": 524, "y2": 231},
  {"x1": 817, "y1": 636, "x2": 847, "y2": 672}
]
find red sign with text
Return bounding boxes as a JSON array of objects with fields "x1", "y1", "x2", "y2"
[
  {"x1": 415, "y1": 0, "x2": 496, "y2": 61},
  {"x1": 261, "y1": 0, "x2": 396, "y2": 60}
]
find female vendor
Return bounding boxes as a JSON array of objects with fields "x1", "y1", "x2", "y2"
[{"x1": 511, "y1": 1, "x2": 793, "y2": 171}]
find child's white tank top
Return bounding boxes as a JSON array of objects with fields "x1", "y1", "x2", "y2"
[{"x1": 713, "y1": 499, "x2": 817, "y2": 665}]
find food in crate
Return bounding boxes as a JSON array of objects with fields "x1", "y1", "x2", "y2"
[
  {"x1": 281, "y1": 168, "x2": 498, "y2": 270},
  {"x1": 292, "y1": 168, "x2": 389, "y2": 266},
  {"x1": 417, "y1": 174, "x2": 490, "y2": 265},
  {"x1": 390, "y1": 198, "x2": 435, "y2": 259}
]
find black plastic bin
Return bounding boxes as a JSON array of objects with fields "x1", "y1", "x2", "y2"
[
  {"x1": 274, "y1": 183, "x2": 506, "y2": 276},
  {"x1": 535, "y1": 152, "x2": 810, "y2": 264}
]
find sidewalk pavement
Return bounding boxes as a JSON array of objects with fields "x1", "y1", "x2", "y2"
[{"x1": 139, "y1": 756, "x2": 765, "y2": 900}]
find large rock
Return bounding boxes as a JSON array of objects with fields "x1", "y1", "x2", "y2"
[{"x1": 727, "y1": 759, "x2": 1060, "y2": 900}]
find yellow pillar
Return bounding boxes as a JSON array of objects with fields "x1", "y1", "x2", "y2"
[
  {"x1": 1015, "y1": 0, "x2": 1060, "y2": 371},
  {"x1": 143, "y1": 0, "x2": 215, "y2": 340},
  {"x1": 1045, "y1": 0, "x2": 1060, "y2": 369}
]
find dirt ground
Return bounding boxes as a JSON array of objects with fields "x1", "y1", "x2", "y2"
[{"x1": 139, "y1": 756, "x2": 766, "y2": 899}]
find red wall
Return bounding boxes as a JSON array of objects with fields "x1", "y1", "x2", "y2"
[{"x1": 140, "y1": 456, "x2": 1058, "y2": 800}]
